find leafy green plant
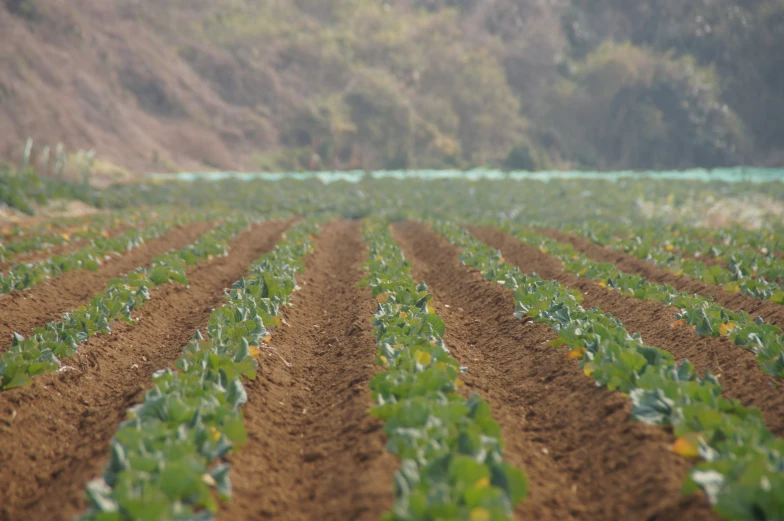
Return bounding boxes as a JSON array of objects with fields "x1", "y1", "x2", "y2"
[
  {"x1": 499, "y1": 223, "x2": 784, "y2": 378},
  {"x1": 361, "y1": 220, "x2": 527, "y2": 521},
  {"x1": 432, "y1": 219, "x2": 784, "y2": 521},
  {"x1": 77, "y1": 219, "x2": 320, "y2": 521},
  {"x1": 0, "y1": 213, "x2": 266, "y2": 389},
  {"x1": 0, "y1": 210, "x2": 209, "y2": 294},
  {"x1": 0, "y1": 209, "x2": 153, "y2": 263},
  {"x1": 570, "y1": 220, "x2": 784, "y2": 304}
]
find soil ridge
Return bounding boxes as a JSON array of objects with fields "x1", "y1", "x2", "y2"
[
  {"x1": 0, "y1": 220, "x2": 290, "y2": 521},
  {"x1": 218, "y1": 219, "x2": 396, "y2": 521},
  {"x1": 395, "y1": 220, "x2": 718, "y2": 521}
]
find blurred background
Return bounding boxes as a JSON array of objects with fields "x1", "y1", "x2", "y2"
[{"x1": 0, "y1": 0, "x2": 782, "y2": 174}]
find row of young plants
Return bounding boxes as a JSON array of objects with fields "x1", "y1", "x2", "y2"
[
  {"x1": 564, "y1": 220, "x2": 784, "y2": 304},
  {"x1": 607, "y1": 221, "x2": 784, "y2": 284},
  {"x1": 0, "y1": 209, "x2": 213, "y2": 294},
  {"x1": 654, "y1": 222, "x2": 784, "y2": 259},
  {"x1": 77, "y1": 218, "x2": 319, "y2": 521},
  {"x1": 495, "y1": 222, "x2": 784, "y2": 378},
  {"x1": 0, "y1": 209, "x2": 148, "y2": 263},
  {"x1": 1, "y1": 214, "x2": 94, "y2": 240},
  {"x1": 0, "y1": 213, "x2": 267, "y2": 390},
  {"x1": 431, "y1": 219, "x2": 784, "y2": 521},
  {"x1": 361, "y1": 220, "x2": 527, "y2": 521}
]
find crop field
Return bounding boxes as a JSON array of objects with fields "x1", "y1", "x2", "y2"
[{"x1": 1, "y1": 173, "x2": 783, "y2": 521}]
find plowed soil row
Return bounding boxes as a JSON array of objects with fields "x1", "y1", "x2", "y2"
[
  {"x1": 542, "y1": 228, "x2": 784, "y2": 329},
  {"x1": 0, "y1": 223, "x2": 134, "y2": 273},
  {"x1": 395, "y1": 221, "x2": 717, "y2": 521},
  {"x1": 219, "y1": 220, "x2": 396, "y2": 521},
  {"x1": 0, "y1": 220, "x2": 290, "y2": 521},
  {"x1": 471, "y1": 226, "x2": 784, "y2": 438},
  {"x1": 0, "y1": 221, "x2": 214, "y2": 352}
]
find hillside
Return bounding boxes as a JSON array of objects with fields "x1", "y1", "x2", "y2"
[{"x1": 1, "y1": 0, "x2": 782, "y2": 173}]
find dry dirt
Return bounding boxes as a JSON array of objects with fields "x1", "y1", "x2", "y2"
[
  {"x1": 395, "y1": 221, "x2": 718, "y2": 521},
  {"x1": 1, "y1": 217, "x2": 775, "y2": 521},
  {"x1": 219, "y1": 219, "x2": 397, "y2": 521},
  {"x1": 472, "y1": 225, "x2": 784, "y2": 439},
  {"x1": 0, "y1": 221, "x2": 214, "y2": 351},
  {"x1": 0, "y1": 220, "x2": 289, "y2": 521}
]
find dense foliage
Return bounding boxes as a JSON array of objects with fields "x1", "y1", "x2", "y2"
[
  {"x1": 362, "y1": 220, "x2": 527, "y2": 520},
  {"x1": 177, "y1": 0, "x2": 778, "y2": 170},
  {"x1": 4, "y1": 1, "x2": 781, "y2": 171}
]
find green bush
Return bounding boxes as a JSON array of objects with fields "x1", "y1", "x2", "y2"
[{"x1": 544, "y1": 42, "x2": 749, "y2": 169}]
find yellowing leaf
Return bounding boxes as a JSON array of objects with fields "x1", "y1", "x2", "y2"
[
  {"x1": 273, "y1": 316, "x2": 282, "y2": 327},
  {"x1": 475, "y1": 476, "x2": 490, "y2": 488},
  {"x1": 379, "y1": 355, "x2": 388, "y2": 367},
  {"x1": 60, "y1": 232, "x2": 70, "y2": 242},
  {"x1": 567, "y1": 347, "x2": 586, "y2": 360},
  {"x1": 664, "y1": 244, "x2": 674, "y2": 251},
  {"x1": 670, "y1": 319, "x2": 687, "y2": 328},
  {"x1": 414, "y1": 351, "x2": 432, "y2": 365},
  {"x1": 456, "y1": 378, "x2": 464, "y2": 388},
  {"x1": 498, "y1": 257, "x2": 505, "y2": 263},
  {"x1": 583, "y1": 362, "x2": 595, "y2": 377},
  {"x1": 376, "y1": 292, "x2": 390, "y2": 303},
  {"x1": 470, "y1": 508, "x2": 491, "y2": 521},
  {"x1": 597, "y1": 280, "x2": 607, "y2": 288},
  {"x1": 399, "y1": 311, "x2": 408, "y2": 319},
  {"x1": 719, "y1": 322, "x2": 737, "y2": 336},
  {"x1": 101, "y1": 229, "x2": 110, "y2": 238},
  {"x1": 426, "y1": 304, "x2": 435, "y2": 314},
  {"x1": 209, "y1": 426, "x2": 221, "y2": 442},
  {"x1": 249, "y1": 345, "x2": 261, "y2": 359},
  {"x1": 671, "y1": 436, "x2": 700, "y2": 458},
  {"x1": 262, "y1": 334, "x2": 272, "y2": 344}
]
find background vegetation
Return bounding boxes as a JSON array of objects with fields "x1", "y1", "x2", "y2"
[{"x1": 1, "y1": 0, "x2": 782, "y2": 172}]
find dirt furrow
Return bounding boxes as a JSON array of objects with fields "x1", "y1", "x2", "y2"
[
  {"x1": 0, "y1": 223, "x2": 135, "y2": 273},
  {"x1": 542, "y1": 228, "x2": 784, "y2": 328},
  {"x1": 395, "y1": 221, "x2": 717, "y2": 521},
  {"x1": 0, "y1": 221, "x2": 214, "y2": 352},
  {"x1": 218, "y1": 219, "x2": 396, "y2": 521},
  {"x1": 471, "y1": 226, "x2": 784, "y2": 439},
  {"x1": 0, "y1": 220, "x2": 290, "y2": 521}
]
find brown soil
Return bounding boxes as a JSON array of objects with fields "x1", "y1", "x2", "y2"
[
  {"x1": 395, "y1": 221, "x2": 718, "y2": 521},
  {"x1": 0, "y1": 221, "x2": 213, "y2": 352},
  {"x1": 0, "y1": 220, "x2": 289, "y2": 521},
  {"x1": 541, "y1": 228, "x2": 784, "y2": 329},
  {"x1": 218, "y1": 219, "x2": 396, "y2": 521},
  {"x1": 0, "y1": 223, "x2": 134, "y2": 273},
  {"x1": 471, "y1": 226, "x2": 784, "y2": 438}
]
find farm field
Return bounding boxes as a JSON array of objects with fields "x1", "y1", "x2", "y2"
[{"x1": 0, "y1": 172, "x2": 783, "y2": 521}]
